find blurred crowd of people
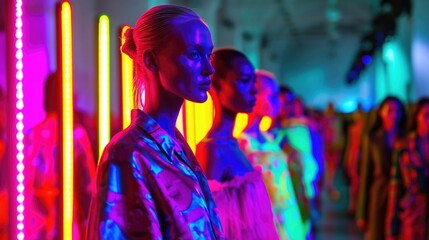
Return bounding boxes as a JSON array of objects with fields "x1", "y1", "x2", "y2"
[{"x1": 0, "y1": 75, "x2": 97, "y2": 239}]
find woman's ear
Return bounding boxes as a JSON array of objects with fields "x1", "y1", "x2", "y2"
[{"x1": 143, "y1": 50, "x2": 158, "y2": 72}]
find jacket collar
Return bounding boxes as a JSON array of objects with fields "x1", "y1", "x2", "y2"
[{"x1": 131, "y1": 109, "x2": 192, "y2": 167}]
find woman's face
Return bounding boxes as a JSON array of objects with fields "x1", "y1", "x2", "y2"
[
  {"x1": 217, "y1": 57, "x2": 256, "y2": 113},
  {"x1": 380, "y1": 99, "x2": 401, "y2": 131},
  {"x1": 278, "y1": 91, "x2": 294, "y2": 119},
  {"x1": 293, "y1": 99, "x2": 304, "y2": 117},
  {"x1": 417, "y1": 104, "x2": 429, "y2": 135},
  {"x1": 156, "y1": 19, "x2": 214, "y2": 103},
  {"x1": 254, "y1": 77, "x2": 280, "y2": 118}
]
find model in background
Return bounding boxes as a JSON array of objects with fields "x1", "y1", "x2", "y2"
[
  {"x1": 323, "y1": 102, "x2": 343, "y2": 200},
  {"x1": 238, "y1": 70, "x2": 305, "y2": 240},
  {"x1": 272, "y1": 94, "x2": 317, "y2": 235},
  {"x1": 356, "y1": 96, "x2": 407, "y2": 240},
  {"x1": 24, "y1": 73, "x2": 95, "y2": 239},
  {"x1": 196, "y1": 48, "x2": 278, "y2": 240},
  {"x1": 344, "y1": 105, "x2": 365, "y2": 216},
  {"x1": 86, "y1": 5, "x2": 224, "y2": 239},
  {"x1": 386, "y1": 97, "x2": 429, "y2": 239}
]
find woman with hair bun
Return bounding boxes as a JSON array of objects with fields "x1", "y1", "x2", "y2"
[{"x1": 86, "y1": 5, "x2": 224, "y2": 239}]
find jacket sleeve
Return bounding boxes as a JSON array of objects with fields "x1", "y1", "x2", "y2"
[
  {"x1": 86, "y1": 149, "x2": 163, "y2": 240},
  {"x1": 386, "y1": 149, "x2": 405, "y2": 237},
  {"x1": 356, "y1": 134, "x2": 372, "y2": 222}
]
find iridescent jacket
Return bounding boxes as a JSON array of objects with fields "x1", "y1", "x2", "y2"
[{"x1": 86, "y1": 109, "x2": 224, "y2": 239}]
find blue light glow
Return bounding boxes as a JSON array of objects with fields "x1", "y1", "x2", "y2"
[
  {"x1": 362, "y1": 55, "x2": 372, "y2": 65},
  {"x1": 338, "y1": 99, "x2": 357, "y2": 113}
]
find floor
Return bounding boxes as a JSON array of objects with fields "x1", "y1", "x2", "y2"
[{"x1": 313, "y1": 171, "x2": 364, "y2": 240}]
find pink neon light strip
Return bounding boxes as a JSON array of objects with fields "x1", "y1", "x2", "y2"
[{"x1": 14, "y1": 0, "x2": 25, "y2": 239}]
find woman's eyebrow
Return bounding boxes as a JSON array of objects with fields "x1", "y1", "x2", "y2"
[{"x1": 190, "y1": 43, "x2": 213, "y2": 52}]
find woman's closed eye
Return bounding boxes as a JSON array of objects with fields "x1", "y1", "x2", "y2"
[
  {"x1": 239, "y1": 78, "x2": 250, "y2": 84},
  {"x1": 188, "y1": 50, "x2": 201, "y2": 60}
]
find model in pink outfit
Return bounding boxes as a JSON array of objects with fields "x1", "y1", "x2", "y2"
[
  {"x1": 238, "y1": 70, "x2": 305, "y2": 240},
  {"x1": 196, "y1": 48, "x2": 279, "y2": 240}
]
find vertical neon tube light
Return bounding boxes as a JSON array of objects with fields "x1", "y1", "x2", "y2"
[
  {"x1": 176, "y1": 106, "x2": 185, "y2": 136},
  {"x1": 120, "y1": 25, "x2": 134, "y2": 129},
  {"x1": 98, "y1": 15, "x2": 110, "y2": 158},
  {"x1": 59, "y1": 1, "x2": 74, "y2": 239},
  {"x1": 233, "y1": 113, "x2": 248, "y2": 137},
  {"x1": 259, "y1": 116, "x2": 272, "y2": 132},
  {"x1": 194, "y1": 97, "x2": 214, "y2": 143},
  {"x1": 232, "y1": 114, "x2": 270, "y2": 137},
  {"x1": 184, "y1": 97, "x2": 214, "y2": 153},
  {"x1": 184, "y1": 101, "x2": 196, "y2": 152},
  {"x1": 13, "y1": 1, "x2": 25, "y2": 239}
]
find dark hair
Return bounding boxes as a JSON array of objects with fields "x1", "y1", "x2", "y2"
[
  {"x1": 369, "y1": 96, "x2": 406, "y2": 136},
  {"x1": 279, "y1": 85, "x2": 293, "y2": 95},
  {"x1": 121, "y1": 4, "x2": 202, "y2": 108},
  {"x1": 44, "y1": 73, "x2": 59, "y2": 113},
  {"x1": 255, "y1": 69, "x2": 277, "y2": 91},
  {"x1": 210, "y1": 48, "x2": 251, "y2": 89},
  {"x1": 409, "y1": 97, "x2": 429, "y2": 132}
]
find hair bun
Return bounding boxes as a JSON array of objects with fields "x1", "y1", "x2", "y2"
[{"x1": 122, "y1": 28, "x2": 137, "y2": 59}]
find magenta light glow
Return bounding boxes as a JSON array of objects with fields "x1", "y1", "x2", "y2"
[{"x1": 14, "y1": 0, "x2": 25, "y2": 239}]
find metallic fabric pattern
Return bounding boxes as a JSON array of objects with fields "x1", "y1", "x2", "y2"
[{"x1": 87, "y1": 109, "x2": 224, "y2": 239}]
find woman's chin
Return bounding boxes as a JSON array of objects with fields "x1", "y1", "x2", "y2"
[
  {"x1": 187, "y1": 93, "x2": 208, "y2": 103},
  {"x1": 241, "y1": 107, "x2": 254, "y2": 114}
]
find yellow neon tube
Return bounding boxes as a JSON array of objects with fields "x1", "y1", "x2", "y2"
[
  {"x1": 233, "y1": 113, "x2": 248, "y2": 137},
  {"x1": 60, "y1": 1, "x2": 74, "y2": 239},
  {"x1": 232, "y1": 115, "x2": 272, "y2": 137},
  {"x1": 98, "y1": 15, "x2": 110, "y2": 159},
  {"x1": 259, "y1": 116, "x2": 272, "y2": 132},
  {"x1": 120, "y1": 25, "x2": 134, "y2": 129},
  {"x1": 176, "y1": 106, "x2": 185, "y2": 136},
  {"x1": 184, "y1": 101, "x2": 196, "y2": 152},
  {"x1": 184, "y1": 96, "x2": 214, "y2": 153}
]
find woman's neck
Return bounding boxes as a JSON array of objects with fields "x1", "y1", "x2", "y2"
[
  {"x1": 384, "y1": 126, "x2": 398, "y2": 136},
  {"x1": 143, "y1": 95, "x2": 183, "y2": 139},
  {"x1": 245, "y1": 114, "x2": 262, "y2": 135},
  {"x1": 417, "y1": 126, "x2": 429, "y2": 140},
  {"x1": 208, "y1": 107, "x2": 236, "y2": 139},
  {"x1": 384, "y1": 129, "x2": 398, "y2": 149},
  {"x1": 142, "y1": 72, "x2": 187, "y2": 138}
]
